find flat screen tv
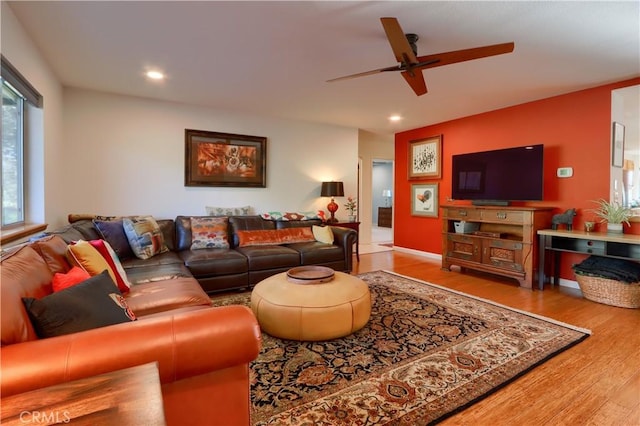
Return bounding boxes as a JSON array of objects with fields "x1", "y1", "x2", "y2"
[{"x1": 451, "y1": 144, "x2": 544, "y2": 205}]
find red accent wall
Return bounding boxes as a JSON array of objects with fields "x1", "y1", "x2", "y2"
[{"x1": 395, "y1": 78, "x2": 640, "y2": 279}]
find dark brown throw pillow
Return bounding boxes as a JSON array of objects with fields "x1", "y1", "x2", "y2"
[{"x1": 23, "y1": 271, "x2": 136, "y2": 339}]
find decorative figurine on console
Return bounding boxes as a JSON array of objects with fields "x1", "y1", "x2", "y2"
[{"x1": 551, "y1": 208, "x2": 577, "y2": 230}]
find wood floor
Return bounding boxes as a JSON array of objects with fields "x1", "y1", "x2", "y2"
[{"x1": 352, "y1": 250, "x2": 640, "y2": 426}]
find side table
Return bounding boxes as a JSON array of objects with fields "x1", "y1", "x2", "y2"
[
  {"x1": 332, "y1": 221, "x2": 360, "y2": 261},
  {"x1": 0, "y1": 362, "x2": 166, "y2": 425}
]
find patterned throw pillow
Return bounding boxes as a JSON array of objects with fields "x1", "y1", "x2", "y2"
[
  {"x1": 236, "y1": 228, "x2": 315, "y2": 247},
  {"x1": 205, "y1": 206, "x2": 253, "y2": 216},
  {"x1": 122, "y1": 216, "x2": 169, "y2": 260},
  {"x1": 260, "y1": 211, "x2": 319, "y2": 221},
  {"x1": 190, "y1": 217, "x2": 230, "y2": 250}
]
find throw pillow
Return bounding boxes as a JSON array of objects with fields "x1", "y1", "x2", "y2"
[
  {"x1": 278, "y1": 227, "x2": 315, "y2": 244},
  {"x1": 66, "y1": 240, "x2": 115, "y2": 279},
  {"x1": 205, "y1": 205, "x2": 253, "y2": 216},
  {"x1": 93, "y1": 219, "x2": 134, "y2": 260},
  {"x1": 190, "y1": 216, "x2": 230, "y2": 250},
  {"x1": 312, "y1": 225, "x2": 334, "y2": 244},
  {"x1": 22, "y1": 271, "x2": 136, "y2": 339},
  {"x1": 236, "y1": 229, "x2": 282, "y2": 247},
  {"x1": 52, "y1": 266, "x2": 91, "y2": 292},
  {"x1": 88, "y1": 239, "x2": 132, "y2": 293},
  {"x1": 260, "y1": 211, "x2": 319, "y2": 221},
  {"x1": 122, "y1": 216, "x2": 169, "y2": 260}
]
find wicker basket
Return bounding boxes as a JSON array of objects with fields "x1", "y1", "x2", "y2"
[{"x1": 575, "y1": 274, "x2": 640, "y2": 309}]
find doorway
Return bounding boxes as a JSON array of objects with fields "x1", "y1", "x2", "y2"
[{"x1": 372, "y1": 159, "x2": 393, "y2": 244}]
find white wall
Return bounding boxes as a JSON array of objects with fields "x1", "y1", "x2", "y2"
[
  {"x1": 358, "y1": 130, "x2": 394, "y2": 244},
  {"x1": 2, "y1": 3, "x2": 65, "y2": 228},
  {"x1": 63, "y1": 88, "x2": 359, "y2": 220}
]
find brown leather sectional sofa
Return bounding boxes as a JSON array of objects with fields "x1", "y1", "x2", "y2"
[
  {"x1": 1, "y1": 234, "x2": 261, "y2": 425},
  {"x1": 44, "y1": 215, "x2": 357, "y2": 293},
  {"x1": 1, "y1": 214, "x2": 355, "y2": 424}
]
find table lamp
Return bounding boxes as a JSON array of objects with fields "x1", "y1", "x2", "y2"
[
  {"x1": 382, "y1": 189, "x2": 392, "y2": 207},
  {"x1": 321, "y1": 181, "x2": 344, "y2": 223}
]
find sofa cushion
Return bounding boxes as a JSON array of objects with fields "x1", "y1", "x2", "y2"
[
  {"x1": 22, "y1": 271, "x2": 136, "y2": 339},
  {"x1": 190, "y1": 216, "x2": 230, "y2": 250},
  {"x1": 1, "y1": 245, "x2": 54, "y2": 345},
  {"x1": 121, "y1": 251, "x2": 183, "y2": 270},
  {"x1": 235, "y1": 245, "x2": 300, "y2": 271},
  {"x1": 124, "y1": 276, "x2": 212, "y2": 316},
  {"x1": 123, "y1": 216, "x2": 169, "y2": 260},
  {"x1": 124, "y1": 263, "x2": 193, "y2": 285},
  {"x1": 70, "y1": 219, "x2": 102, "y2": 241},
  {"x1": 94, "y1": 219, "x2": 135, "y2": 260},
  {"x1": 52, "y1": 266, "x2": 91, "y2": 292},
  {"x1": 286, "y1": 241, "x2": 344, "y2": 264},
  {"x1": 30, "y1": 235, "x2": 72, "y2": 275},
  {"x1": 179, "y1": 248, "x2": 248, "y2": 277}
]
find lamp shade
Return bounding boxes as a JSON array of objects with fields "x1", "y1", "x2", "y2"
[
  {"x1": 321, "y1": 181, "x2": 344, "y2": 197},
  {"x1": 382, "y1": 189, "x2": 392, "y2": 197}
]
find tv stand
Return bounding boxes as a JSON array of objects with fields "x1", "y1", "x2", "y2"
[
  {"x1": 441, "y1": 205, "x2": 554, "y2": 289},
  {"x1": 471, "y1": 200, "x2": 510, "y2": 206}
]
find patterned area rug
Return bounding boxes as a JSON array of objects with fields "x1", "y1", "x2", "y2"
[{"x1": 211, "y1": 271, "x2": 590, "y2": 425}]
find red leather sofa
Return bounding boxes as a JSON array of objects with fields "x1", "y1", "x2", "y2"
[{"x1": 0, "y1": 235, "x2": 261, "y2": 425}]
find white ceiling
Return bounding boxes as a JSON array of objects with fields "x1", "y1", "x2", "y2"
[{"x1": 7, "y1": 1, "x2": 640, "y2": 135}]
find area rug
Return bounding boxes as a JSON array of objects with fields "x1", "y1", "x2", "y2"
[{"x1": 210, "y1": 270, "x2": 590, "y2": 425}]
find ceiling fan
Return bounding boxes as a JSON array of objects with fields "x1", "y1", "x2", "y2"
[{"x1": 327, "y1": 17, "x2": 515, "y2": 96}]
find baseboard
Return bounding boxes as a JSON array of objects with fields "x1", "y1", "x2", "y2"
[{"x1": 391, "y1": 246, "x2": 442, "y2": 261}]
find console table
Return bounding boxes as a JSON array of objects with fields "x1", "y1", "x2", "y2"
[
  {"x1": 0, "y1": 362, "x2": 166, "y2": 425},
  {"x1": 441, "y1": 205, "x2": 554, "y2": 289},
  {"x1": 537, "y1": 229, "x2": 640, "y2": 290}
]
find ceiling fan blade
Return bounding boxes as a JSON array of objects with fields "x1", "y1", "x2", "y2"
[
  {"x1": 401, "y1": 70, "x2": 428, "y2": 96},
  {"x1": 415, "y1": 42, "x2": 515, "y2": 70},
  {"x1": 381, "y1": 17, "x2": 418, "y2": 64},
  {"x1": 327, "y1": 64, "x2": 401, "y2": 82}
]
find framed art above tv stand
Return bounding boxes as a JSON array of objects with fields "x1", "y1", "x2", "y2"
[{"x1": 441, "y1": 204, "x2": 554, "y2": 289}]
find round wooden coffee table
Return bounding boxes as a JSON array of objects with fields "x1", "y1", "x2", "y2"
[{"x1": 250, "y1": 267, "x2": 371, "y2": 341}]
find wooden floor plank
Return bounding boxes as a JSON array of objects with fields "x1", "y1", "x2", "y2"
[{"x1": 355, "y1": 250, "x2": 640, "y2": 425}]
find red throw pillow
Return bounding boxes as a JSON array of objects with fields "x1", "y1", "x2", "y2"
[{"x1": 52, "y1": 266, "x2": 91, "y2": 292}]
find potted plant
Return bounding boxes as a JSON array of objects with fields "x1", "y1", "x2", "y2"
[
  {"x1": 590, "y1": 199, "x2": 633, "y2": 233},
  {"x1": 344, "y1": 196, "x2": 357, "y2": 222}
]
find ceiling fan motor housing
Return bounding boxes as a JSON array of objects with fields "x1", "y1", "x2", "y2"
[{"x1": 406, "y1": 33, "x2": 419, "y2": 56}]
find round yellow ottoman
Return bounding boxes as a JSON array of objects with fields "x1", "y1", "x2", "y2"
[{"x1": 250, "y1": 270, "x2": 371, "y2": 341}]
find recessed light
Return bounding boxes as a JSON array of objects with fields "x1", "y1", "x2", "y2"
[
  {"x1": 145, "y1": 70, "x2": 165, "y2": 80},
  {"x1": 389, "y1": 115, "x2": 402, "y2": 122}
]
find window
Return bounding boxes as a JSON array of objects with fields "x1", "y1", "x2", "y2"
[
  {"x1": 2, "y1": 80, "x2": 24, "y2": 227},
  {"x1": 1, "y1": 55, "x2": 42, "y2": 230}
]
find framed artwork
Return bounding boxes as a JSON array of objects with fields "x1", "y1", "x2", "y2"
[
  {"x1": 612, "y1": 122, "x2": 625, "y2": 168},
  {"x1": 411, "y1": 183, "x2": 439, "y2": 217},
  {"x1": 409, "y1": 135, "x2": 442, "y2": 179},
  {"x1": 185, "y1": 129, "x2": 267, "y2": 187}
]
